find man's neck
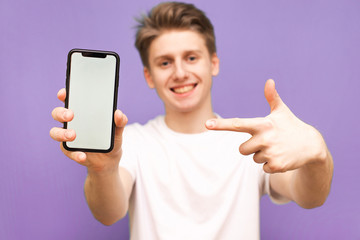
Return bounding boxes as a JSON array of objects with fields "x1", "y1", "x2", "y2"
[{"x1": 164, "y1": 103, "x2": 216, "y2": 134}]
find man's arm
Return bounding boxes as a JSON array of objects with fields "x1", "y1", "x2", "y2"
[
  {"x1": 205, "y1": 79, "x2": 334, "y2": 208},
  {"x1": 84, "y1": 166, "x2": 134, "y2": 225},
  {"x1": 50, "y1": 88, "x2": 134, "y2": 225}
]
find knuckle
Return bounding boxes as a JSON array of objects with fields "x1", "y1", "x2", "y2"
[
  {"x1": 266, "y1": 162, "x2": 285, "y2": 173},
  {"x1": 232, "y1": 118, "x2": 242, "y2": 129},
  {"x1": 258, "y1": 134, "x2": 270, "y2": 148},
  {"x1": 260, "y1": 132, "x2": 276, "y2": 147},
  {"x1": 262, "y1": 118, "x2": 274, "y2": 130},
  {"x1": 49, "y1": 128, "x2": 56, "y2": 139},
  {"x1": 52, "y1": 107, "x2": 65, "y2": 121},
  {"x1": 264, "y1": 134, "x2": 273, "y2": 146},
  {"x1": 59, "y1": 130, "x2": 66, "y2": 141},
  {"x1": 52, "y1": 128, "x2": 72, "y2": 142},
  {"x1": 51, "y1": 108, "x2": 58, "y2": 120},
  {"x1": 50, "y1": 128, "x2": 60, "y2": 140},
  {"x1": 58, "y1": 109, "x2": 64, "y2": 120}
]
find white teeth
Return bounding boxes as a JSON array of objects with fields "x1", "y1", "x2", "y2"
[{"x1": 173, "y1": 85, "x2": 195, "y2": 94}]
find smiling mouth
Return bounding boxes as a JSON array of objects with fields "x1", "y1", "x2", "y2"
[{"x1": 171, "y1": 83, "x2": 198, "y2": 94}]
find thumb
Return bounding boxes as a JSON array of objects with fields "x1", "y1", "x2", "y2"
[
  {"x1": 264, "y1": 79, "x2": 283, "y2": 112},
  {"x1": 114, "y1": 110, "x2": 128, "y2": 142}
]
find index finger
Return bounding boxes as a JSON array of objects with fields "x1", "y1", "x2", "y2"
[{"x1": 205, "y1": 117, "x2": 264, "y2": 134}]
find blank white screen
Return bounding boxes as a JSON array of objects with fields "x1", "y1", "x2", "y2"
[{"x1": 66, "y1": 52, "x2": 116, "y2": 150}]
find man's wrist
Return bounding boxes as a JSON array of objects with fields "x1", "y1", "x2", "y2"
[{"x1": 87, "y1": 164, "x2": 120, "y2": 177}]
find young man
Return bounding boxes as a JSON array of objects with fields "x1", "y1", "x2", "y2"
[{"x1": 50, "y1": 2, "x2": 333, "y2": 239}]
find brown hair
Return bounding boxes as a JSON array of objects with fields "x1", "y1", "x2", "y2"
[{"x1": 135, "y1": 2, "x2": 216, "y2": 68}]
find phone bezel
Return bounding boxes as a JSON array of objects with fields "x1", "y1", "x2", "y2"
[{"x1": 63, "y1": 48, "x2": 120, "y2": 153}]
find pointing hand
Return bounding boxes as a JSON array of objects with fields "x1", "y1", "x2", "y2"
[{"x1": 206, "y1": 79, "x2": 327, "y2": 173}]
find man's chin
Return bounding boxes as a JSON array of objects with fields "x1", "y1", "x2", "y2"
[{"x1": 167, "y1": 103, "x2": 199, "y2": 114}]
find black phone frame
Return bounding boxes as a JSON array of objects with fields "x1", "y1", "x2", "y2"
[{"x1": 63, "y1": 48, "x2": 120, "y2": 153}]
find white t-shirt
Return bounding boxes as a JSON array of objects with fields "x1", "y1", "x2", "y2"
[{"x1": 120, "y1": 116, "x2": 287, "y2": 240}]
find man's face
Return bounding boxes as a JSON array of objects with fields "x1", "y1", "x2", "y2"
[{"x1": 144, "y1": 30, "x2": 219, "y2": 114}]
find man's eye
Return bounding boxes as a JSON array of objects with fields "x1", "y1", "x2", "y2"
[
  {"x1": 161, "y1": 61, "x2": 170, "y2": 67},
  {"x1": 188, "y1": 56, "x2": 196, "y2": 61}
]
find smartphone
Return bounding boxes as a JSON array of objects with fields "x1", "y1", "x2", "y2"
[{"x1": 63, "y1": 49, "x2": 120, "y2": 153}]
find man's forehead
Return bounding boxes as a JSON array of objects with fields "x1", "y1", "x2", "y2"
[{"x1": 149, "y1": 30, "x2": 207, "y2": 59}]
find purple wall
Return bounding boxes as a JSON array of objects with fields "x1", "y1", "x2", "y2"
[{"x1": 1, "y1": 0, "x2": 359, "y2": 239}]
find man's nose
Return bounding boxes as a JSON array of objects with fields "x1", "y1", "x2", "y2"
[{"x1": 173, "y1": 61, "x2": 188, "y2": 80}]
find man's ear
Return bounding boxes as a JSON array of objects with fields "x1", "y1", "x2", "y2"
[
  {"x1": 144, "y1": 67, "x2": 155, "y2": 89},
  {"x1": 211, "y1": 53, "x2": 220, "y2": 77}
]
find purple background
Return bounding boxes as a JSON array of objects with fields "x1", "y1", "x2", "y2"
[{"x1": 1, "y1": 0, "x2": 359, "y2": 239}]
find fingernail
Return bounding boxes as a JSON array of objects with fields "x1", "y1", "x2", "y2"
[
  {"x1": 206, "y1": 120, "x2": 216, "y2": 128},
  {"x1": 65, "y1": 130, "x2": 73, "y2": 139}
]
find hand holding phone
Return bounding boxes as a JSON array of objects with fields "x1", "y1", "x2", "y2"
[{"x1": 51, "y1": 88, "x2": 128, "y2": 168}]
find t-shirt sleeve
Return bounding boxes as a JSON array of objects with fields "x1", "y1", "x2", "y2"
[
  {"x1": 261, "y1": 168, "x2": 291, "y2": 205},
  {"x1": 119, "y1": 125, "x2": 138, "y2": 181}
]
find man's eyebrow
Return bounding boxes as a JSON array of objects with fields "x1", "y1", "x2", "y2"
[
  {"x1": 183, "y1": 50, "x2": 203, "y2": 55},
  {"x1": 153, "y1": 54, "x2": 172, "y2": 62},
  {"x1": 153, "y1": 50, "x2": 203, "y2": 61}
]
